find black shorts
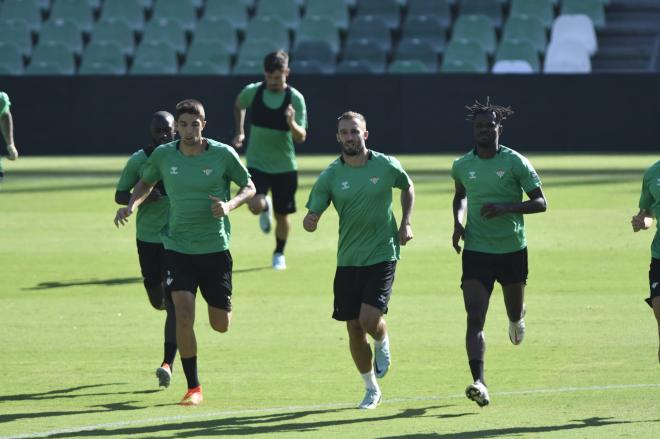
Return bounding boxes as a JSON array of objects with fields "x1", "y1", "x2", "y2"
[
  {"x1": 461, "y1": 248, "x2": 528, "y2": 294},
  {"x1": 332, "y1": 261, "x2": 396, "y2": 321},
  {"x1": 164, "y1": 250, "x2": 233, "y2": 311},
  {"x1": 248, "y1": 167, "x2": 297, "y2": 214},
  {"x1": 645, "y1": 258, "x2": 660, "y2": 308},
  {"x1": 136, "y1": 239, "x2": 165, "y2": 289}
]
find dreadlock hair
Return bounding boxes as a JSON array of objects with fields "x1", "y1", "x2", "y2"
[{"x1": 465, "y1": 97, "x2": 514, "y2": 124}]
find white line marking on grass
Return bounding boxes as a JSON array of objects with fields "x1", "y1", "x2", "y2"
[{"x1": 4, "y1": 383, "x2": 660, "y2": 439}]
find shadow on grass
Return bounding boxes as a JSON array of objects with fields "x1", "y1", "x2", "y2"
[
  {"x1": 0, "y1": 384, "x2": 128, "y2": 403},
  {"x1": 0, "y1": 401, "x2": 146, "y2": 424},
  {"x1": 24, "y1": 277, "x2": 143, "y2": 290}
]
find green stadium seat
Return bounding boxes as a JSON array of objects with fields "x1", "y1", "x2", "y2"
[
  {"x1": 0, "y1": 42, "x2": 24, "y2": 74},
  {"x1": 83, "y1": 40, "x2": 125, "y2": 66},
  {"x1": 39, "y1": 19, "x2": 83, "y2": 55},
  {"x1": 293, "y1": 40, "x2": 336, "y2": 72},
  {"x1": 440, "y1": 58, "x2": 481, "y2": 73},
  {"x1": 244, "y1": 16, "x2": 290, "y2": 51},
  {"x1": 141, "y1": 18, "x2": 187, "y2": 54},
  {"x1": 452, "y1": 14, "x2": 496, "y2": 55},
  {"x1": 28, "y1": 41, "x2": 76, "y2": 74},
  {"x1": 237, "y1": 39, "x2": 280, "y2": 65},
  {"x1": 92, "y1": 19, "x2": 135, "y2": 55},
  {"x1": 254, "y1": 0, "x2": 300, "y2": 31},
  {"x1": 388, "y1": 59, "x2": 430, "y2": 73},
  {"x1": 241, "y1": 0, "x2": 256, "y2": 7},
  {"x1": 186, "y1": 40, "x2": 231, "y2": 73},
  {"x1": 407, "y1": 0, "x2": 452, "y2": 27},
  {"x1": 151, "y1": 0, "x2": 197, "y2": 32},
  {"x1": 0, "y1": 18, "x2": 33, "y2": 56},
  {"x1": 131, "y1": 60, "x2": 177, "y2": 74},
  {"x1": 561, "y1": 0, "x2": 606, "y2": 29},
  {"x1": 495, "y1": 39, "x2": 540, "y2": 71},
  {"x1": 343, "y1": 39, "x2": 387, "y2": 73},
  {"x1": 0, "y1": 0, "x2": 43, "y2": 32},
  {"x1": 357, "y1": 0, "x2": 401, "y2": 30},
  {"x1": 203, "y1": 0, "x2": 248, "y2": 31},
  {"x1": 442, "y1": 39, "x2": 488, "y2": 72},
  {"x1": 502, "y1": 15, "x2": 547, "y2": 54},
  {"x1": 395, "y1": 38, "x2": 438, "y2": 71},
  {"x1": 336, "y1": 59, "x2": 377, "y2": 74},
  {"x1": 459, "y1": 0, "x2": 503, "y2": 28},
  {"x1": 233, "y1": 59, "x2": 263, "y2": 75},
  {"x1": 509, "y1": 0, "x2": 555, "y2": 29},
  {"x1": 347, "y1": 15, "x2": 391, "y2": 51},
  {"x1": 296, "y1": 15, "x2": 340, "y2": 54},
  {"x1": 49, "y1": 0, "x2": 93, "y2": 33},
  {"x1": 79, "y1": 56, "x2": 127, "y2": 74},
  {"x1": 132, "y1": 40, "x2": 177, "y2": 72},
  {"x1": 25, "y1": 60, "x2": 75, "y2": 74},
  {"x1": 100, "y1": 0, "x2": 145, "y2": 31},
  {"x1": 305, "y1": 0, "x2": 349, "y2": 31},
  {"x1": 402, "y1": 15, "x2": 447, "y2": 53},
  {"x1": 181, "y1": 60, "x2": 229, "y2": 75},
  {"x1": 290, "y1": 59, "x2": 329, "y2": 74},
  {"x1": 194, "y1": 17, "x2": 238, "y2": 54}
]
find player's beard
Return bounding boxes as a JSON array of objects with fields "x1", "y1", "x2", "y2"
[{"x1": 342, "y1": 141, "x2": 363, "y2": 156}]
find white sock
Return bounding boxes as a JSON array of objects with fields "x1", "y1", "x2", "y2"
[
  {"x1": 361, "y1": 370, "x2": 380, "y2": 391},
  {"x1": 374, "y1": 333, "x2": 389, "y2": 349}
]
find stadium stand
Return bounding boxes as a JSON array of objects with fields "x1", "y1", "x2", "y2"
[
  {"x1": 356, "y1": 0, "x2": 401, "y2": 30},
  {"x1": 401, "y1": 15, "x2": 448, "y2": 54},
  {"x1": 407, "y1": 0, "x2": 452, "y2": 28},
  {"x1": 0, "y1": 41, "x2": 24, "y2": 75},
  {"x1": 395, "y1": 38, "x2": 439, "y2": 72},
  {"x1": 49, "y1": 0, "x2": 94, "y2": 33},
  {"x1": 544, "y1": 40, "x2": 592, "y2": 72},
  {"x1": 254, "y1": 0, "x2": 300, "y2": 31},
  {"x1": 0, "y1": 0, "x2": 43, "y2": 32},
  {"x1": 293, "y1": 40, "x2": 337, "y2": 73},
  {"x1": 442, "y1": 40, "x2": 489, "y2": 72},
  {"x1": 194, "y1": 17, "x2": 239, "y2": 55},
  {"x1": 347, "y1": 15, "x2": 391, "y2": 52},
  {"x1": 39, "y1": 18, "x2": 83, "y2": 55},
  {"x1": 458, "y1": 0, "x2": 503, "y2": 29},
  {"x1": 342, "y1": 39, "x2": 387, "y2": 73},
  {"x1": 551, "y1": 15, "x2": 598, "y2": 56},
  {"x1": 92, "y1": 18, "x2": 135, "y2": 56},
  {"x1": 203, "y1": 0, "x2": 248, "y2": 31},
  {"x1": 452, "y1": 14, "x2": 497, "y2": 55},
  {"x1": 296, "y1": 15, "x2": 341, "y2": 55},
  {"x1": 141, "y1": 18, "x2": 187, "y2": 54},
  {"x1": 306, "y1": 0, "x2": 350, "y2": 31},
  {"x1": 27, "y1": 41, "x2": 76, "y2": 74},
  {"x1": 243, "y1": 16, "x2": 290, "y2": 52},
  {"x1": 501, "y1": 15, "x2": 547, "y2": 54},
  {"x1": 150, "y1": 0, "x2": 197, "y2": 32},
  {"x1": 79, "y1": 40, "x2": 126, "y2": 75},
  {"x1": 99, "y1": 0, "x2": 145, "y2": 31},
  {"x1": 495, "y1": 40, "x2": 540, "y2": 71},
  {"x1": 0, "y1": 18, "x2": 33, "y2": 56}
]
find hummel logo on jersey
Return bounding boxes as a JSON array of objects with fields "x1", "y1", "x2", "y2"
[
  {"x1": 202, "y1": 168, "x2": 213, "y2": 176},
  {"x1": 653, "y1": 282, "x2": 659, "y2": 289},
  {"x1": 341, "y1": 181, "x2": 350, "y2": 190},
  {"x1": 469, "y1": 171, "x2": 476, "y2": 179},
  {"x1": 378, "y1": 294, "x2": 387, "y2": 304},
  {"x1": 496, "y1": 170, "x2": 505, "y2": 178},
  {"x1": 370, "y1": 176, "x2": 380, "y2": 184},
  {"x1": 170, "y1": 166, "x2": 178, "y2": 175}
]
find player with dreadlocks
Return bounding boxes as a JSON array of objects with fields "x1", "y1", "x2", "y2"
[{"x1": 450, "y1": 98, "x2": 547, "y2": 407}]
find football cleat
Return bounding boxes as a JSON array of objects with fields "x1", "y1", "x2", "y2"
[
  {"x1": 272, "y1": 252, "x2": 286, "y2": 270},
  {"x1": 156, "y1": 363, "x2": 172, "y2": 388},
  {"x1": 179, "y1": 386, "x2": 203, "y2": 406},
  {"x1": 259, "y1": 196, "x2": 273, "y2": 234},
  {"x1": 465, "y1": 381, "x2": 490, "y2": 407},
  {"x1": 373, "y1": 337, "x2": 391, "y2": 379},
  {"x1": 509, "y1": 305, "x2": 526, "y2": 345},
  {"x1": 358, "y1": 388, "x2": 382, "y2": 409}
]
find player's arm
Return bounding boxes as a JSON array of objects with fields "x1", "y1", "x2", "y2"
[
  {"x1": 303, "y1": 211, "x2": 322, "y2": 232},
  {"x1": 209, "y1": 179, "x2": 256, "y2": 218},
  {"x1": 114, "y1": 179, "x2": 156, "y2": 227},
  {"x1": 232, "y1": 97, "x2": 247, "y2": 149},
  {"x1": 115, "y1": 186, "x2": 162, "y2": 206},
  {"x1": 399, "y1": 184, "x2": 414, "y2": 245},
  {"x1": 481, "y1": 187, "x2": 547, "y2": 219},
  {"x1": 452, "y1": 180, "x2": 467, "y2": 254},
  {"x1": 0, "y1": 110, "x2": 18, "y2": 160},
  {"x1": 285, "y1": 104, "x2": 306, "y2": 143},
  {"x1": 632, "y1": 208, "x2": 655, "y2": 232}
]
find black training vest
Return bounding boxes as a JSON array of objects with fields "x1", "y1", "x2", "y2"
[
  {"x1": 143, "y1": 146, "x2": 167, "y2": 196},
  {"x1": 251, "y1": 83, "x2": 292, "y2": 132}
]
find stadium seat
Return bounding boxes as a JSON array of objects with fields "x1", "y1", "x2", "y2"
[
  {"x1": 458, "y1": 0, "x2": 503, "y2": 28},
  {"x1": 233, "y1": 59, "x2": 263, "y2": 75},
  {"x1": 561, "y1": 0, "x2": 605, "y2": 29},
  {"x1": 79, "y1": 59, "x2": 127, "y2": 75},
  {"x1": 440, "y1": 58, "x2": 482, "y2": 73},
  {"x1": 296, "y1": 15, "x2": 340, "y2": 54},
  {"x1": 395, "y1": 38, "x2": 438, "y2": 71},
  {"x1": 442, "y1": 39, "x2": 488, "y2": 72},
  {"x1": 49, "y1": 0, "x2": 94, "y2": 33},
  {"x1": 99, "y1": 0, "x2": 145, "y2": 31},
  {"x1": 452, "y1": 14, "x2": 496, "y2": 55},
  {"x1": 293, "y1": 40, "x2": 336, "y2": 72},
  {"x1": 151, "y1": 0, "x2": 197, "y2": 32},
  {"x1": 236, "y1": 39, "x2": 281, "y2": 65},
  {"x1": 388, "y1": 59, "x2": 430, "y2": 73},
  {"x1": 28, "y1": 41, "x2": 76, "y2": 74},
  {"x1": 290, "y1": 59, "x2": 331, "y2": 74},
  {"x1": 254, "y1": 0, "x2": 300, "y2": 31},
  {"x1": 186, "y1": 40, "x2": 231, "y2": 73},
  {"x1": 0, "y1": 42, "x2": 24, "y2": 75},
  {"x1": 336, "y1": 59, "x2": 378, "y2": 74},
  {"x1": 495, "y1": 39, "x2": 540, "y2": 71},
  {"x1": 550, "y1": 14, "x2": 597, "y2": 55},
  {"x1": 244, "y1": 16, "x2": 290, "y2": 51},
  {"x1": 346, "y1": 15, "x2": 391, "y2": 51},
  {"x1": 83, "y1": 40, "x2": 125, "y2": 66},
  {"x1": 25, "y1": 60, "x2": 75, "y2": 74},
  {"x1": 407, "y1": 0, "x2": 452, "y2": 27},
  {"x1": 305, "y1": 0, "x2": 349, "y2": 31},
  {"x1": 401, "y1": 15, "x2": 448, "y2": 53},
  {"x1": 0, "y1": 19, "x2": 33, "y2": 56},
  {"x1": 492, "y1": 59, "x2": 535, "y2": 73},
  {"x1": 356, "y1": 0, "x2": 401, "y2": 30},
  {"x1": 92, "y1": 19, "x2": 135, "y2": 56},
  {"x1": 204, "y1": 0, "x2": 248, "y2": 31},
  {"x1": 194, "y1": 17, "x2": 239, "y2": 54},
  {"x1": 544, "y1": 40, "x2": 591, "y2": 73},
  {"x1": 141, "y1": 18, "x2": 187, "y2": 54},
  {"x1": 39, "y1": 19, "x2": 83, "y2": 55},
  {"x1": 132, "y1": 40, "x2": 178, "y2": 73},
  {"x1": 343, "y1": 39, "x2": 387, "y2": 73},
  {"x1": 180, "y1": 60, "x2": 229, "y2": 75},
  {"x1": 509, "y1": 0, "x2": 555, "y2": 29},
  {"x1": 0, "y1": 0, "x2": 43, "y2": 32},
  {"x1": 501, "y1": 15, "x2": 547, "y2": 54},
  {"x1": 131, "y1": 61, "x2": 178, "y2": 74}
]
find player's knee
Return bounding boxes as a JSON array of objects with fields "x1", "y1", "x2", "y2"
[
  {"x1": 466, "y1": 313, "x2": 485, "y2": 332},
  {"x1": 358, "y1": 315, "x2": 379, "y2": 334},
  {"x1": 210, "y1": 319, "x2": 230, "y2": 333},
  {"x1": 346, "y1": 319, "x2": 364, "y2": 336},
  {"x1": 175, "y1": 308, "x2": 194, "y2": 328}
]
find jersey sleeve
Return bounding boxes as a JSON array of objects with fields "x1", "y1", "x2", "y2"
[
  {"x1": 237, "y1": 83, "x2": 260, "y2": 109},
  {"x1": 115, "y1": 155, "x2": 141, "y2": 192},
  {"x1": 639, "y1": 168, "x2": 655, "y2": 211},
  {"x1": 451, "y1": 159, "x2": 461, "y2": 183},
  {"x1": 141, "y1": 148, "x2": 163, "y2": 184},
  {"x1": 305, "y1": 171, "x2": 332, "y2": 215},
  {"x1": 389, "y1": 156, "x2": 412, "y2": 190},
  {"x1": 0, "y1": 92, "x2": 11, "y2": 116},
  {"x1": 292, "y1": 90, "x2": 308, "y2": 129},
  {"x1": 514, "y1": 155, "x2": 542, "y2": 193},
  {"x1": 225, "y1": 147, "x2": 251, "y2": 187}
]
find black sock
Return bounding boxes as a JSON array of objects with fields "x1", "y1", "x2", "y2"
[
  {"x1": 163, "y1": 343, "x2": 177, "y2": 369},
  {"x1": 163, "y1": 300, "x2": 177, "y2": 360},
  {"x1": 275, "y1": 238, "x2": 286, "y2": 254},
  {"x1": 181, "y1": 356, "x2": 200, "y2": 389},
  {"x1": 469, "y1": 360, "x2": 485, "y2": 384}
]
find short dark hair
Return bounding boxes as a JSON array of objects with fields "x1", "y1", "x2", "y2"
[
  {"x1": 175, "y1": 99, "x2": 205, "y2": 121},
  {"x1": 264, "y1": 50, "x2": 289, "y2": 73},
  {"x1": 465, "y1": 97, "x2": 514, "y2": 124},
  {"x1": 337, "y1": 111, "x2": 367, "y2": 129}
]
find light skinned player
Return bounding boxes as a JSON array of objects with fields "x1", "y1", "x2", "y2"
[
  {"x1": 0, "y1": 91, "x2": 19, "y2": 180},
  {"x1": 304, "y1": 111, "x2": 414, "y2": 409}
]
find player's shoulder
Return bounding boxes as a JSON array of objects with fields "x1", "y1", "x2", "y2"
[
  {"x1": 452, "y1": 149, "x2": 476, "y2": 167},
  {"x1": 318, "y1": 156, "x2": 343, "y2": 179},
  {"x1": 242, "y1": 82, "x2": 263, "y2": 93},
  {"x1": 288, "y1": 85, "x2": 305, "y2": 100},
  {"x1": 499, "y1": 145, "x2": 531, "y2": 165},
  {"x1": 127, "y1": 148, "x2": 148, "y2": 163},
  {"x1": 370, "y1": 150, "x2": 401, "y2": 167},
  {"x1": 644, "y1": 160, "x2": 660, "y2": 178},
  {"x1": 150, "y1": 140, "x2": 177, "y2": 158},
  {"x1": 206, "y1": 138, "x2": 239, "y2": 156},
  {"x1": 0, "y1": 91, "x2": 9, "y2": 103}
]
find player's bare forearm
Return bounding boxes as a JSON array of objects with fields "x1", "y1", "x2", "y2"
[
  {"x1": 227, "y1": 179, "x2": 256, "y2": 211},
  {"x1": 453, "y1": 195, "x2": 467, "y2": 226},
  {"x1": 289, "y1": 120, "x2": 306, "y2": 143},
  {"x1": 129, "y1": 180, "x2": 156, "y2": 210},
  {"x1": 232, "y1": 99, "x2": 246, "y2": 148},
  {"x1": 400, "y1": 185, "x2": 415, "y2": 226},
  {"x1": 0, "y1": 111, "x2": 14, "y2": 146}
]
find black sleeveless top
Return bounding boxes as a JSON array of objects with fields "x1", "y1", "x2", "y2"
[{"x1": 251, "y1": 83, "x2": 292, "y2": 132}]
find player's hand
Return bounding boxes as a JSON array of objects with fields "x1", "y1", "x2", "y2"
[
  {"x1": 145, "y1": 188, "x2": 162, "y2": 202},
  {"x1": 232, "y1": 134, "x2": 245, "y2": 149},
  {"x1": 6, "y1": 144, "x2": 18, "y2": 161},
  {"x1": 632, "y1": 214, "x2": 652, "y2": 232},
  {"x1": 209, "y1": 195, "x2": 230, "y2": 218},
  {"x1": 285, "y1": 104, "x2": 296, "y2": 124},
  {"x1": 303, "y1": 212, "x2": 320, "y2": 232},
  {"x1": 114, "y1": 206, "x2": 133, "y2": 227},
  {"x1": 399, "y1": 223, "x2": 413, "y2": 246},
  {"x1": 481, "y1": 203, "x2": 510, "y2": 219},
  {"x1": 452, "y1": 223, "x2": 465, "y2": 254}
]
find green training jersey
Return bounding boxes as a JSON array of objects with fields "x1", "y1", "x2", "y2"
[
  {"x1": 306, "y1": 151, "x2": 412, "y2": 267},
  {"x1": 116, "y1": 148, "x2": 169, "y2": 243},
  {"x1": 638, "y1": 161, "x2": 660, "y2": 259},
  {"x1": 141, "y1": 138, "x2": 251, "y2": 255},
  {"x1": 0, "y1": 92, "x2": 10, "y2": 116},
  {"x1": 452, "y1": 145, "x2": 542, "y2": 254},
  {"x1": 238, "y1": 82, "x2": 307, "y2": 174}
]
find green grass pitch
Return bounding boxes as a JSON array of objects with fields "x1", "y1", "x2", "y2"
[{"x1": 0, "y1": 153, "x2": 659, "y2": 438}]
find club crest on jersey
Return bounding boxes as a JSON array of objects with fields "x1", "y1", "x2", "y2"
[
  {"x1": 370, "y1": 176, "x2": 380, "y2": 184},
  {"x1": 341, "y1": 181, "x2": 350, "y2": 190},
  {"x1": 496, "y1": 170, "x2": 505, "y2": 178},
  {"x1": 202, "y1": 168, "x2": 213, "y2": 176},
  {"x1": 468, "y1": 171, "x2": 476, "y2": 179},
  {"x1": 170, "y1": 166, "x2": 178, "y2": 175}
]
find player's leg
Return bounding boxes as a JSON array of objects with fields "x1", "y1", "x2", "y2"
[
  {"x1": 647, "y1": 258, "x2": 660, "y2": 364},
  {"x1": 653, "y1": 297, "x2": 660, "y2": 365},
  {"x1": 500, "y1": 249, "x2": 529, "y2": 346},
  {"x1": 199, "y1": 250, "x2": 233, "y2": 333},
  {"x1": 271, "y1": 171, "x2": 297, "y2": 270},
  {"x1": 246, "y1": 168, "x2": 273, "y2": 233}
]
